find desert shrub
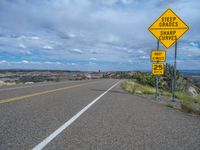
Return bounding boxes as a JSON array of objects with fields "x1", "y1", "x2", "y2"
[
  {"x1": 181, "y1": 100, "x2": 193, "y2": 113},
  {"x1": 122, "y1": 80, "x2": 155, "y2": 95}
]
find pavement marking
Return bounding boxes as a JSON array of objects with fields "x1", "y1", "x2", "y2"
[
  {"x1": 0, "y1": 81, "x2": 99, "y2": 104},
  {"x1": 32, "y1": 80, "x2": 121, "y2": 150}
]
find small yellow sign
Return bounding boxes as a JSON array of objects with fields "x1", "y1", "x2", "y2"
[
  {"x1": 148, "y1": 8, "x2": 189, "y2": 49},
  {"x1": 151, "y1": 50, "x2": 166, "y2": 62},
  {"x1": 152, "y1": 63, "x2": 164, "y2": 75}
]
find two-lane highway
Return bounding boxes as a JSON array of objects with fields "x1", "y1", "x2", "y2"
[
  {"x1": 0, "y1": 79, "x2": 120, "y2": 149},
  {"x1": 0, "y1": 79, "x2": 200, "y2": 150}
]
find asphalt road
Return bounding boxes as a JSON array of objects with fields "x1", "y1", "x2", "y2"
[{"x1": 0, "y1": 79, "x2": 200, "y2": 150}]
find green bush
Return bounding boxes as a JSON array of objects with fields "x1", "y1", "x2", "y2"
[
  {"x1": 175, "y1": 91, "x2": 192, "y2": 101},
  {"x1": 180, "y1": 100, "x2": 193, "y2": 113},
  {"x1": 194, "y1": 94, "x2": 200, "y2": 104},
  {"x1": 176, "y1": 92, "x2": 200, "y2": 114},
  {"x1": 132, "y1": 63, "x2": 181, "y2": 91},
  {"x1": 133, "y1": 72, "x2": 155, "y2": 86},
  {"x1": 143, "y1": 89, "x2": 154, "y2": 95},
  {"x1": 160, "y1": 90, "x2": 172, "y2": 97},
  {"x1": 122, "y1": 79, "x2": 200, "y2": 115},
  {"x1": 122, "y1": 80, "x2": 155, "y2": 95},
  {"x1": 166, "y1": 104, "x2": 174, "y2": 108}
]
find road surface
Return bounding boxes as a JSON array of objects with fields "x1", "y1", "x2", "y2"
[{"x1": 0, "y1": 79, "x2": 200, "y2": 150}]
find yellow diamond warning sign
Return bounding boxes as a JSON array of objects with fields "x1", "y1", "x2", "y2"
[{"x1": 148, "y1": 8, "x2": 189, "y2": 49}]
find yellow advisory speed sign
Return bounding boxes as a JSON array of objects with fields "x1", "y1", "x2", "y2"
[
  {"x1": 151, "y1": 50, "x2": 166, "y2": 62},
  {"x1": 148, "y1": 8, "x2": 189, "y2": 49},
  {"x1": 152, "y1": 63, "x2": 164, "y2": 75}
]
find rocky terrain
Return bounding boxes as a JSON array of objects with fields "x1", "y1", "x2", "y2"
[{"x1": 0, "y1": 70, "x2": 104, "y2": 86}]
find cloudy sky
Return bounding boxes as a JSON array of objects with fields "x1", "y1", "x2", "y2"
[{"x1": 0, "y1": 0, "x2": 199, "y2": 71}]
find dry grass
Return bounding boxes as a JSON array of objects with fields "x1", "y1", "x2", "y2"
[
  {"x1": 121, "y1": 80, "x2": 155, "y2": 95},
  {"x1": 122, "y1": 80, "x2": 200, "y2": 115}
]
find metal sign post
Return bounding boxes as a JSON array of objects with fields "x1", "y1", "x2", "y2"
[
  {"x1": 155, "y1": 40, "x2": 159, "y2": 100},
  {"x1": 151, "y1": 40, "x2": 165, "y2": 100},
  {"x1": 172, "y1": 42, "x2": 177, "y2": 102},
  {"x1": 155, "y1": 76, "x2": 158, "y2": 100}
]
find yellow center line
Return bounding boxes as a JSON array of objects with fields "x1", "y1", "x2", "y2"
[{"x1": 0, "y1": 81, "x2": 99, "y2": 104}]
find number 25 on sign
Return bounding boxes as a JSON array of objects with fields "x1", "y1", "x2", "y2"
[{"x1": 152, "y1": 64, "x2": 164, "y2": 75}]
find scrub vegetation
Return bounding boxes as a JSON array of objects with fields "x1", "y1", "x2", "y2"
[{"x1": 122, "y1": 63, "x2": 200, "y2": 115}]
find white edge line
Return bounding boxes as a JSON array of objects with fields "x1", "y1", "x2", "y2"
[{"x1": 32, "y1": 80, "x2": 121, "y2": 150}]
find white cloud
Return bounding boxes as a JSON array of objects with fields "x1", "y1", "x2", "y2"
[
  {"x1": 68, "y1": 33, "x2": 76, "y2": 38},
  {"x1": 44, "y1": 61, "x2": 62, "y2": 65},
  {"x1": 44, "y1": 61, "x2": 53, "y2": 64},
  {"x1": 56, "y1": 61, "x2": 61, "y2": 65},
  {"x1": 70, "y1": 49, "x2": 83, "y2": 54},
  {"x1": 121, "y1": 0, "x2": 134, "y2": 4},
  {"x1": 89, "y1": 57, "x2": 97, "y2": 61},
  {"x1": 30, "y1": 36, "x2": 40, "y2": 40},
  {"x1": 100, "y1": 0, "x2": 134, "y2": 6},
  {"x1": 43, "y1": 45, "x2": 53, "y2": 50},
  {"x1": 190, "y1": 42, "x2": 198, "y2": 47},
  {"x1": 138, "y1": 49, "x2": 145, "y2": 54},
  {"x1": 4, "y1": 60, "x2": 62, "y2": 66},
  {"x1": 105, "y1": 34, "x2": 120, "y2": 43},
  {"x1": 0, "y1": 60, "x2": 8, "y2": 64},
  {"x1": 18, "y1": 43, "x2": 26, "y2": 48},
  {"x1": 67, "y1": 62, "x2": 78, "y2": 66},
  {"x1": 22, "y1": 60, "x2": 29, "y2": 64},
  {"x1": 128, "y1": 59, "x2": 133, "y2": 64},
  {"x1": 18, "y1": 36, "x2": 27, "y2": 40},
  {"x1": 100, "y1": 0, "x2": 118, "y2": 6},
  {"x1": 139, "y1": 55, "x2": 149, "y2": 59},
  {"x1": 19, "y1": 50, "x2": 32, "y2": 55},
  {"x1": 71, "y1": 63, "x2": 77, "y2": 66},
  {"x1": 89, "y1": 61, "x2": 96, "y2": 65},
  {"x1": 0, "y1": 0, "x2": 199, "y2": 70}
]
